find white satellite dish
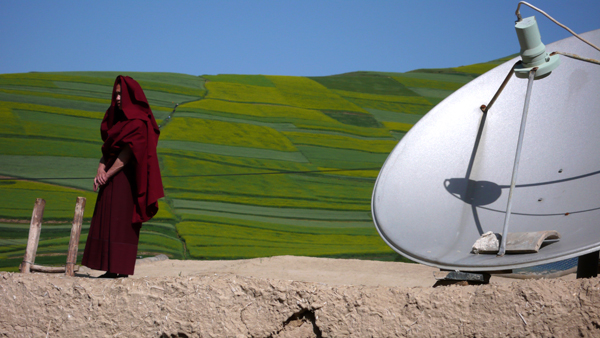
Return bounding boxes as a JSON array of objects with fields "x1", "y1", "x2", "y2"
[{"x1": 372, "y1": 22, "x2": 600, "y2": 272}]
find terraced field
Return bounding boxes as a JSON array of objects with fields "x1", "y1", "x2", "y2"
[{"x1": 0, "y1": 58, "x2": 507, "y2": 270}]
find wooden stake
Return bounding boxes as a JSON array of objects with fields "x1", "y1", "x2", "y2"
[
  {"x1": 32, "y1": 264, "x2": 79, "y2": 273},
  {"x1": 20, "y1": 198, "x2": 45, "y2": 274},
  {"x1": 66, "y1": 197, "x2": 86, "y2": 277}
]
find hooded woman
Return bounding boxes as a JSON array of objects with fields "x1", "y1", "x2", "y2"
[{"x1": 82, "y1": 75, "x2": 164, "y2": 278}]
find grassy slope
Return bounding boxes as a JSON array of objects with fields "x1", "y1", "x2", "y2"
[{"x1": 0, "y1": 59, "x2": 505, "y2": 270}]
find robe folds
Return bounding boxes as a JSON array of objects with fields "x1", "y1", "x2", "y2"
[
  {"x1": 82, "y1": 163, "x2": 141, "y2": 275},
  {"x1": 82, "y1": 76, "x2": 164, "y2": 275}
]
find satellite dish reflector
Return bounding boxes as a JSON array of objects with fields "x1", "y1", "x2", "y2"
[{"x1": 372, "y1": 29, "x2": 600, "y2": 271}]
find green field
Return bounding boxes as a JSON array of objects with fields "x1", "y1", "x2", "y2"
[{"x1": 0, "y1": 60, "x2": 502, "y2": 270}]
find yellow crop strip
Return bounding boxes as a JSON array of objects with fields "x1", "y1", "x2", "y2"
[
  {"x1": 452, "y1": 62, "x2": 499, "y2": 75},
  {"x1": 205, "y1": 76, "x2": 367, "y2": 112},
  {"x1": 282, "y1": 131, "x2": 397, "y2": 153},
  {"x1": 0, "y1": 88, "x2": 110, "y2": 104},
  {"x1": 19, "y1": 121, "x2": 97, "y2": 142},
  {"x1": 135, "y1": 81, "x2": 206, "y2": 97},
  {"x1": 158, "y1": 148, "x2": 313, "y2": 172},
  {"x1": 0, "y1": 180, "x2": 98, "y2": 218},
  {"x1": 331, "y1": 89, "x2": 431, "y2": 105},
  {"x1": 178, "y1": 223, "x2": 361, "y2": 243},
  {"x1": 392, "y1": 76, "x2": 464, "y2": 90},
  {"x1": 0, "y1": 179, "x2": 174, "y2": 221},
  {"x1": 205, "y1": 81, "x2": 287, "y2": 104},
  {"x1": 0, "y1": 91, "x2": 169, "y2": 113},
  {"x1": 160, "y1": 117, "x2": 297, "y2": 152},
  {"x1": 0, "y1": 73, "x2": 205, "y2": 97},
  {"x1": 163, "y1": 172, "x2": 314, "y2": 200},
  {"x1": 266, "y1": 76, "x2": 367, "y2": 111},
  {"x1": 0, "y1": 73, "x2": 114, "y2": 86},
  {"x1": 344, "y1": 97, "x2": 432, "y2": 115},
  {"x1": 160, "y1": 154, "x2": 268, "y2": 178},
  {"x1": 382, "y1": 121, "x2": 414, "y2": 132},
  {"x1": 177, "y1": 221, "x2": 391, "y2": 259},
  {"x1": 154, "y1": 200, "x2": 176, "y2": 220},
  {"x1": 316, "y1": 167, "x2": 380, "y2": 178},
  {"x1": 1, "y1": 180, "x2": 91, "y2": 193},
  {"x1": 293, "y1": 121, "x2": 391, "y2": 137},
  {"x1": 181, "y1": 99, "x2": 338, "y2": 123},
  {"x1": 0, "y1": 78, "x2": 58, "y2": 88},
  {"x1": 137, "y1": 232, "x2": 183, "y2": 252},
  {"x1": 0, "y1": 101, "x2": 104, "y2": 119},
  {"x1": 170, "y1": 192, "x2": 369, "y2": 211},
  {"x1": 0, "y1": 106, "x2": 24, "y2": 135}
]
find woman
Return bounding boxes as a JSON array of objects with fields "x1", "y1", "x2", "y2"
[{"x1": 82, "y1": 76, "x2": 164, "y2": 278}]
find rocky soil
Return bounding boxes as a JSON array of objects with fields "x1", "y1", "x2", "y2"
[{"x1": 1, "y1": 257, "x2": 599, "y2": 337}]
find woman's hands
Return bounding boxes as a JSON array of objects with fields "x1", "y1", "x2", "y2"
[
  {"x1": 93, "y1": 146, "x2": 133, "y2": 191},
  {"x1": 94, "y1": 169, "x2": 108, "y2": 191},
  {"x1": 94, "y1": 158, "x2": 107, "y2": 191}
]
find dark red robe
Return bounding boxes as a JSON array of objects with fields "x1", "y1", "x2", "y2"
[{"x1": 82, "y1": 76, "x2": 164, "y2": 275}]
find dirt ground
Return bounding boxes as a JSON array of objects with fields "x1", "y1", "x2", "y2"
[
  {"x1": 1, "y1": 256, "x2": 598, "y2": 337},
  {"x1": 101, "y1": 255, "x2": 576, "y2": 287}
]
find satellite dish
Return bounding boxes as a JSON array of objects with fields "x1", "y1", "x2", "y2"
[{"x1": 372, "y1": 28, "x2": 600, "y2": 272}]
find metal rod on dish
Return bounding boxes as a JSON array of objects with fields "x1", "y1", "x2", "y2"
[
  {"x1": 481, "y1": 61, "x2": 520, "y2": 114},
  {"x1": 497, "y1": 67, "x2": 537, "y2": 257}
]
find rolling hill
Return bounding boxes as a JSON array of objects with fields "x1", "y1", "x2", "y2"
[{"x1": 0, "y1": 55, "x2": 515, "y2": 271}]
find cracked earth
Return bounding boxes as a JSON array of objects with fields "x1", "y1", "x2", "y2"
[{"x1": 1, "y1": 257, "x2": 599, "y2": 337}]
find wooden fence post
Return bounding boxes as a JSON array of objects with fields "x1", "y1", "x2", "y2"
[
  {"x1": 20, "y1": 198, "x2": 45, "y2": 274},
  {"x1": 66, "y1": 197, "x2": 86, "y2": 277}
]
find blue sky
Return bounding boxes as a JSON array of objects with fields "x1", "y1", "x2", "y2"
[{"x1": 1, "y1": 0, "x2": 598, "y2": 77}]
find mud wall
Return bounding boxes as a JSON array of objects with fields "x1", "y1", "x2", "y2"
[{"x1": 1, "y1": 272, "x2": 599, "y2": 337}]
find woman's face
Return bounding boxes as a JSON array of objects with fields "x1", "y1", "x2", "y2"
[{"x1": 115, "y1": 83, "x2": 122, "y2": 109}]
